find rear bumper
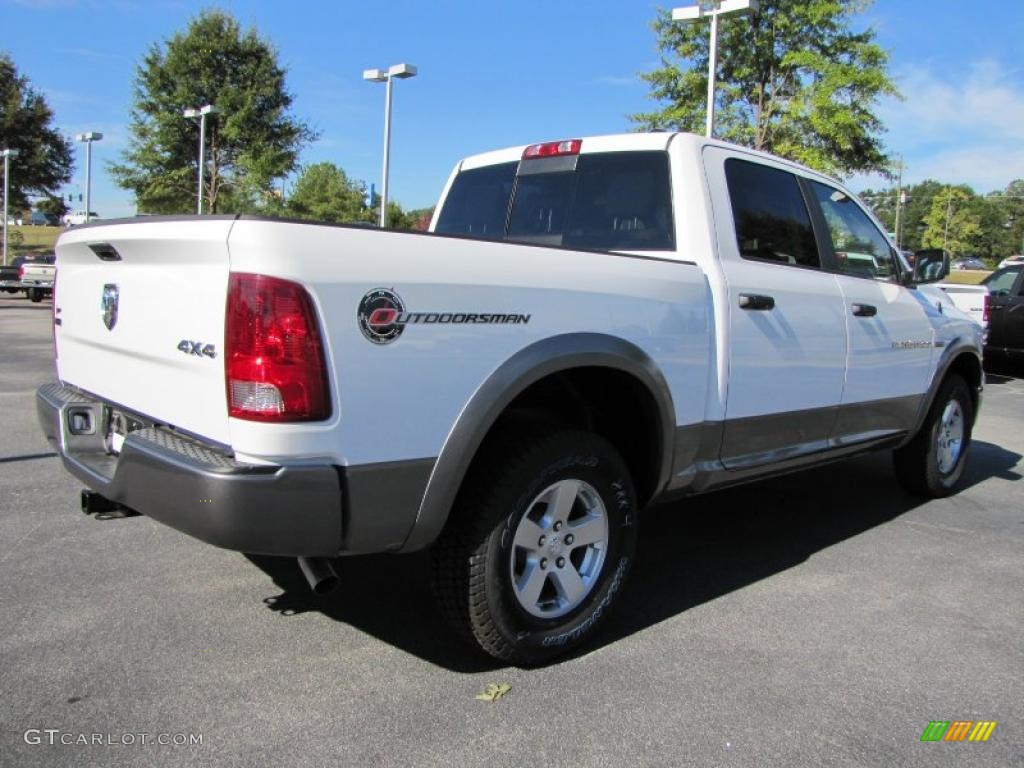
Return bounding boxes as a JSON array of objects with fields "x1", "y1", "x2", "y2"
[{"x1": 36, "y1": 382, "x2": 343, "y2": 557}]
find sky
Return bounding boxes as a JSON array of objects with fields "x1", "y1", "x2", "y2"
[{"x1": 2, "y1": 0, "x2": 1022, "y2": 218}]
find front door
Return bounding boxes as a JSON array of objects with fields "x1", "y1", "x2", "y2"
[{"x1": 805, "y1": 181, "x2": 935, "y2": 441}]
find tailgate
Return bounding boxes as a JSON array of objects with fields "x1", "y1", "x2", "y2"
[{"x1": 54, "y1": 218, "x2": 235, "y2": 445}]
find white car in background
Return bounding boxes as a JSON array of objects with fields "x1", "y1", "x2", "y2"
[
  {"x1": 998, "y1": 254, "x2": 1024, "y2": 269},
  {"x1": 62, "y1": 211, "x2": 100, "y2": 226}
]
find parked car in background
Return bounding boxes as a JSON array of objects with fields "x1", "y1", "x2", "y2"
[
  {"x1": 1, "y1": 254, "x2": 53, "y2": 295},
  {"x1": 997, "y1": 254, "x2": 1024, "y2": 269},
  {"x1": 29, "y1": 211, "x2": 60, "y2": 227},
  {"x1": 937, "y1": 282, "x2": 986, "y2": 327},
  {"x1": 62, "y1": 211, "x2": 100, "y2": 226},
  {"x1": 952, "y1": 257, "x2": 988, "y2": 271},
  {"x1": 983, "y1": 264, "x2": 1024, "y2": 361},
  {"x1": 0, "y1": 256, "x2": 29, "y2": 293},
  {"x1": 18, "y1": 253, "x2": 56, "y2": 302}
]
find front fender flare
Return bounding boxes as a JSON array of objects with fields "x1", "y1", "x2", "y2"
[{"x1": 900, "y1": 338, "x2": 983, "y2": 446}]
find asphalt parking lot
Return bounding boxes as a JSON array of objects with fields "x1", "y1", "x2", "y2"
[{"x1": 1, "y1": 292, "x2": 1021, "y2": 767}]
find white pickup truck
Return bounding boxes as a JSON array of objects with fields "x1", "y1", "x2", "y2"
[
  {"x1": 38, "y1": 133, "x2": 983, "y2": 664},
  {"x1": 937, "y1": 282, "x2": 988, "y2": 327},
  {"x1": 19, "y1": 254, "x2": 56, "y2": 302}
]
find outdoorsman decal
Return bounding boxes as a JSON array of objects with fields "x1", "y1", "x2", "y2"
[{"x1": 357, "y1": 288, "x2": 530, "y2": 345}]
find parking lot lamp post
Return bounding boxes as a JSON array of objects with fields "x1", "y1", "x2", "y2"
[
  {"x1": 75, "y1": 133, "x2": 103, "y2": 224},
  {"x1": 2, "y1": 148, "x2": 20, "y2": 265},
  {"x1": 183, "y1": 105, "x2": 218, "y2": 215},
  {"x1": 673, "y1": 0, "x2": 759, "y2": 138},
  {"x1": 892, "y1": 156, "x2": 904, "y2": 250},
  {"x1": 363, "y1": 64, "x2": 418, "y2": 228}
]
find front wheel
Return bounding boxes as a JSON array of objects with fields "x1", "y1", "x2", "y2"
[
  {"x1": 894, "y1": 374, "x2": 974, "y2": 497},
  {"x1": 432, "y1": 428, "x2": 638, "y2": 665}
]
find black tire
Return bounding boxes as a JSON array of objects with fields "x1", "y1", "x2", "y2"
[
  {"x1": 894, "y1": 374, "x2": 974, "y2": 497},
  {"x1": 28, "y1": 288, "x2": 42, "y2": 303},
  {"x1": 431, "y1": 428, "x2": 638, "y2": 665}
]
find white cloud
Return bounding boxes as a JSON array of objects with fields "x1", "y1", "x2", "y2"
[
  {"x1": 594, "y1": 75, "x2": 640, "y2": 87},
  {"x1": 911, "y1": 146, "x2": 1024, "y2": 191},
  {"x1": 56, "y1": 47, "x2": 128, "y2": 61},
  {"x1": 866, "y1": 60, "x2": 1024, "y2": 192},
  {"x1": 883, "y1": 60, "x2": 1024, "y2": 144}
]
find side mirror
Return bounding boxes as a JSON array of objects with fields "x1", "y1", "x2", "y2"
[{"x1": 911, "y1": 248, "x2": 949, "y2": 285}]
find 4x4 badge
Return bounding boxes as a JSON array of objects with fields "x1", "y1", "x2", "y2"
[{"x1": 101, "y1": 283, "x2": 119, "y2": 330}]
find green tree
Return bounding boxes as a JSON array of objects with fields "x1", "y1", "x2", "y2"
[
  {"x1": 633, "y1": 0, "x2": 898, "y2": 177},
  {"x1": 0, "y1": 53, "x2": 73, "y2": 212},
  {"x1": 35, "y1": 195, "x2": 68, "y2": 219},
  {"x1": 284, "y1": 162, "x2": 373, "y2": 224},
  {"x1": 898, "y1": 180, "x2": 945, "y2": 252},
  {"x1": 110, "y1": 10, "x2": 315, "y2": 214},
  {"x1": 987, "y1": 180, "x2": 1024, "y2": 257},
  {"x1": 920, "y1": 186, "x2": 983, "y2": 258},
  {"x1": 402, "y1": 207, "x2": 435, "y2": 231},
  {"x1": 860, "y1": 179, "x2": 945, "y2": 252}
]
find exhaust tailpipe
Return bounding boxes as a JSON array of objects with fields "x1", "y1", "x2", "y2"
[
  {"x1": 81, "y1": 489, "x2": 118, "y2": 514},
  {"x1": 297, "y1": 557, "x2": 339, "y2": 595}
]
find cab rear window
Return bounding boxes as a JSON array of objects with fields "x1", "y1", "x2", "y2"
[{"x1": 434, "y1": 151, "x2": 674, "y2": 251}]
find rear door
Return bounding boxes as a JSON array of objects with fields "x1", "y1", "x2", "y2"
[
  {"x1": 806, "y1": 181, "x2": 935, "y2": 440},
  {"x1": 54, "y1": 218, "x2": 234, "y2": 445},
  {"x1": 985, "y1": 266, "x2": 1024, "y2": 353},
  {"x1": 705, "y1": 150, "x2": 848, "y2": 468}
]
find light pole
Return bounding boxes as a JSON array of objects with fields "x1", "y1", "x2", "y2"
[
  {"x1": 673, "y1": 0, "x2": 759, "y2": 138},
  {"x1": 892, "y1": 156, "x2": 904, "y2": 249},
  {"x1": 183, "y1": 104, "x2": 218, "y2": 215},
  {"x1": 363, "y1": 63, "x2": 417, "y2": 228},
  {"x1": 75, "y1": 132, "x2": 103, "y2": 224},
  {"x1": 2, "y1": 148, "x2": 20, "y2": 265}
]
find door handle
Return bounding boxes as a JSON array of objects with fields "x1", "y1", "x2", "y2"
[
  {"x1": 738, "y1": 293, "x2": 775, "y2": 311},
  {"x1": 852, "y1": 303, "x2": 877, "y2": 317}
]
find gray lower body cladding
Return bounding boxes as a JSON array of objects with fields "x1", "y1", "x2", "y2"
[{"x1": 36, "y1": 382, "x2": 433, "y2": 557}]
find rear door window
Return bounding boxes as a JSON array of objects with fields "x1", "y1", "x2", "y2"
[{"x1": 724, "y1": 159, "x2": 820, "y2": 268}]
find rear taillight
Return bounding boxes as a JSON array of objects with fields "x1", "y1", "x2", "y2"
[
  {"x1": 522, "y1": 139, "x2": 582, "y2": 159},
  {"x1": 18, "y1": 265, "x2": 26, "y2": 280},
  {"x1": 225, "y1": 273, "x2": 330, "y2": 422},
  {"x1": 982, "y1": 293, "x2": 990, "y2": 323}
]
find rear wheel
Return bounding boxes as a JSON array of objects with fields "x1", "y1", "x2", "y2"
[
  {"x1": 894, "y1": 374, "x2": 973, "y2": 497},
  {"x1": 28, "y1": 288, "x2": 42, "y2": 303},
  {"x1": 432, "y1": 428, "x2": 637, "y2": 665}
]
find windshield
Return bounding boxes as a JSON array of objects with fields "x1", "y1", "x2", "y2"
[{"x1": 435, "y1": 151, "x2": 675, "y2": 251}]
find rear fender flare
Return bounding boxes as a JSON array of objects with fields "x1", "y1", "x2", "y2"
[{"x1": 398, "y1": 333, "x2": 676, "y2": 552}]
